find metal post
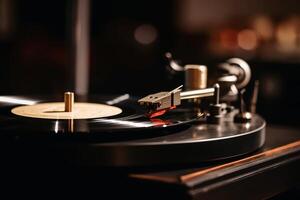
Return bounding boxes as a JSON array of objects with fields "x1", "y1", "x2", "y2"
[{"x1": 73, "y1": 0, "x2": 90, "y2": 95}]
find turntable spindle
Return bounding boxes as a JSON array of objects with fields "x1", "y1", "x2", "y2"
[{"x1": 64, "y1": 92, "x2": 74, "y2": 112}]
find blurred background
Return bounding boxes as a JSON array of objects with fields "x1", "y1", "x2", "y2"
[{"x1": 0, "y1": 0, "x2": 300, "y2": 126}]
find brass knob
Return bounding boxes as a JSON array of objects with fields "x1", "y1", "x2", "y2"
[{"x1": 184, "y1": 65, "x2": 207, "y2": 90}]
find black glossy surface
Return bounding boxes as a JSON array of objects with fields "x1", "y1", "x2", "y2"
[
  {"x1": 66, "y1": 114, "x2": 265, "y2": 167},
  {"x1": 0, "y1": 95, "x2": 265, "y2": 167},
  {"x1": 0, "y1": 95, "x2": 199, "y2": 141}
]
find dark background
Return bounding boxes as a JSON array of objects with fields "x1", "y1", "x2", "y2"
[{"x1": 0, "y1": 0, "x2": 300, "y2": 127}]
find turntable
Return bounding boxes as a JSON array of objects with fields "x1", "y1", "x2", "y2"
[{"x1": 0, "y1": 56, "x2": 265, "y2": 167}]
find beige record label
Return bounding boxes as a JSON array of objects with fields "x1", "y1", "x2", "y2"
[{"x1": 11, "y1": 102, "x2": 122, "y2": 119}]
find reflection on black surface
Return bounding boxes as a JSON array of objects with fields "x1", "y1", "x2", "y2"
[
  {"x1": 0, "y1": 96, "x2": 38, "y2": 106},
  {"x1": 137, "y1": 114, "x2": 265, "y2": 143}
]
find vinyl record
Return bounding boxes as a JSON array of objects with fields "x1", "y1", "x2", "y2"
[
  {"x1": 0, "y1": 95, "x2": 266, "y2": 167},
  {"x1": 0, "y1": 94, "x2": 201, "y2": 141}
]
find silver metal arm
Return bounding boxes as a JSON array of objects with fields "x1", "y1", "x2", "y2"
[
  {"x1": 180, "y1": 88, "x2": 215, "y2": 100},
  {"x1": 138, "y1": 86, "x2": 216, "y2": 112}
]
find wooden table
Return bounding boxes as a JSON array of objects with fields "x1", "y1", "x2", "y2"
[{"x1": 124, "y1": 125, "x2": 300, "y2": 200}]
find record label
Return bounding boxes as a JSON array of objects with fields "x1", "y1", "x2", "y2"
[{"x1": 11, "y1": 102, "x2": 122, "y2": 119}]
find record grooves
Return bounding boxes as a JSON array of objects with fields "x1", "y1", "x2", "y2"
[
  {"x1": 0, "y1": 94, "x2": 265, "y2": 167},
  {"x1": 0, "y1": 95, "x2": 199, "y2": 142}
]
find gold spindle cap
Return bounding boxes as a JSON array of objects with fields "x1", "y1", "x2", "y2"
[{"x1": 64, "y1": 92, "x2": 74, "y2": 112}]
